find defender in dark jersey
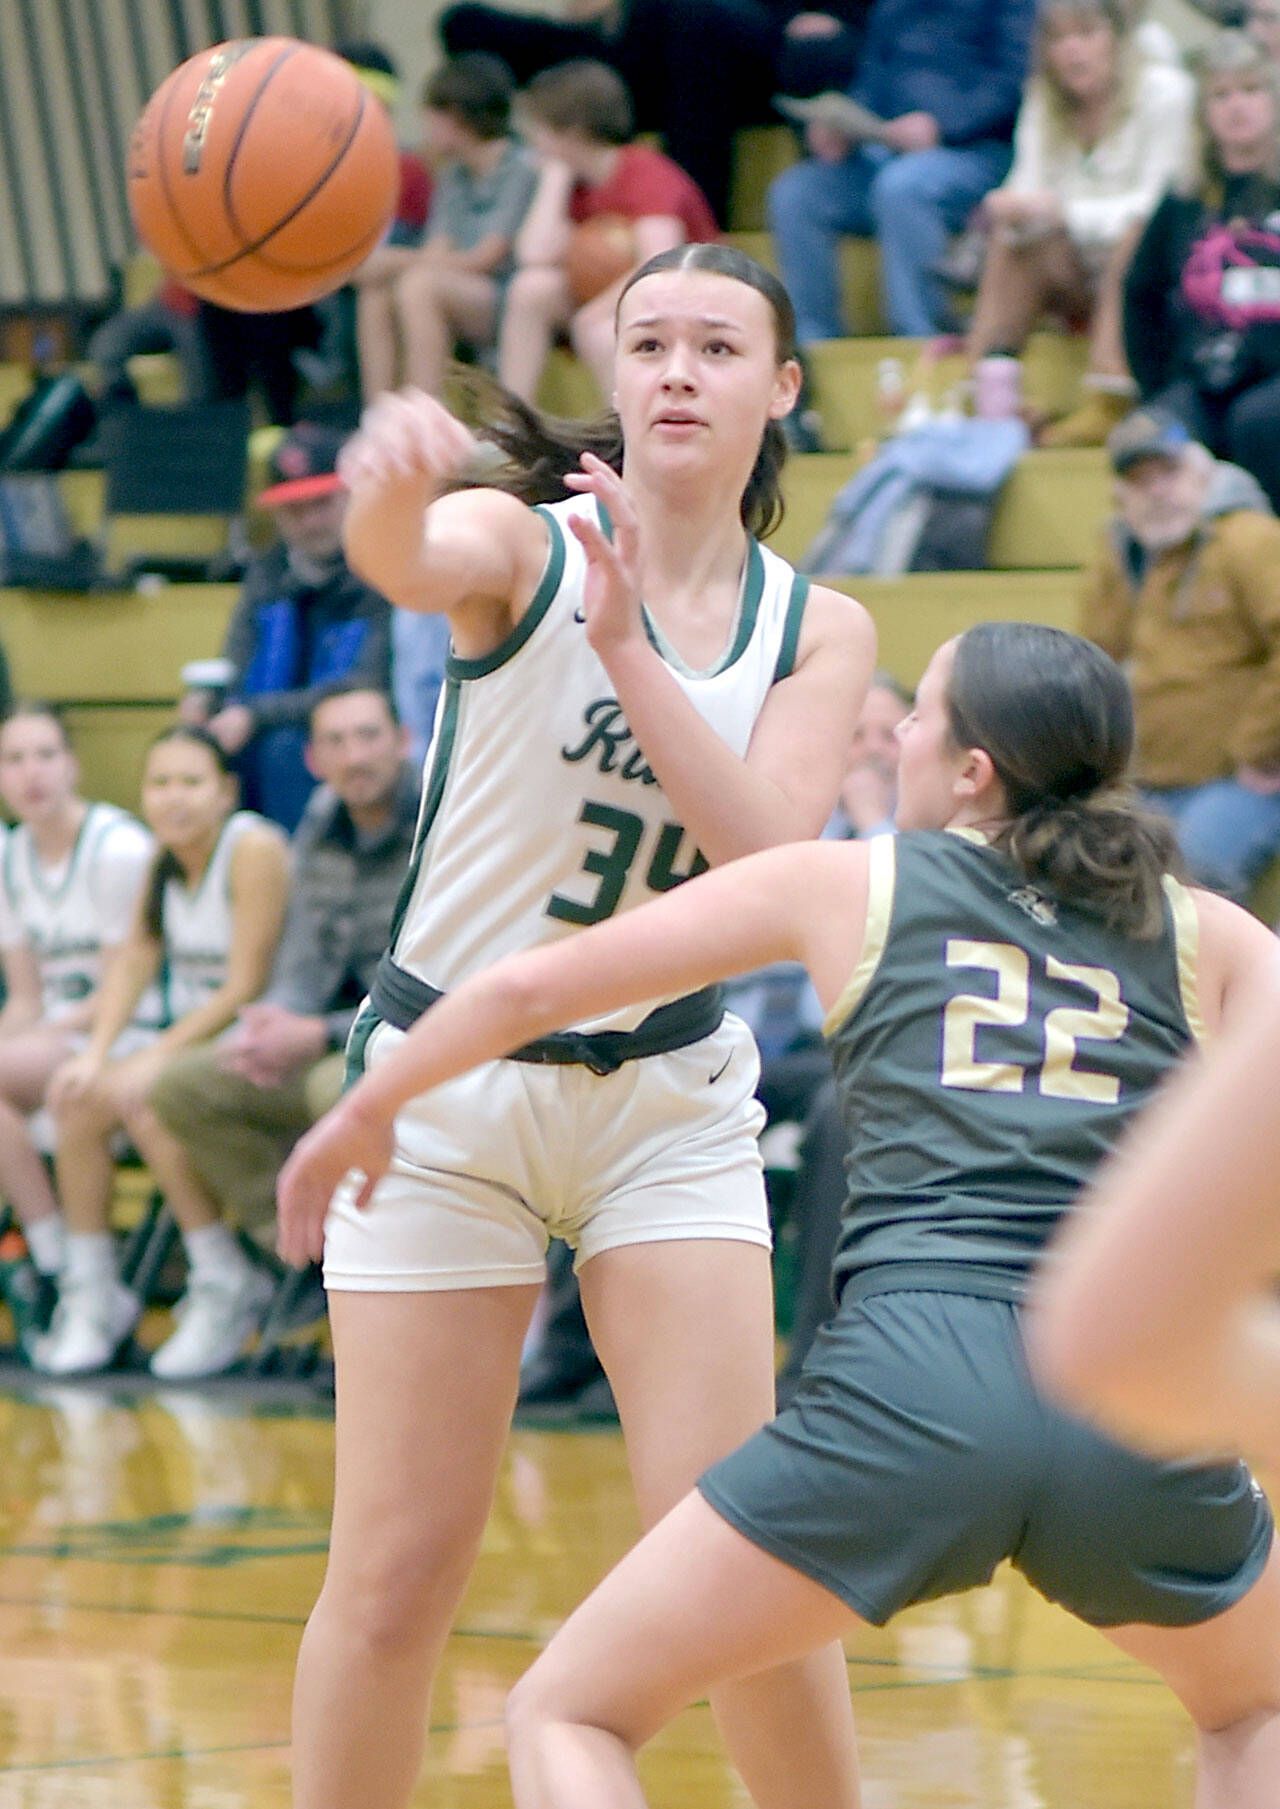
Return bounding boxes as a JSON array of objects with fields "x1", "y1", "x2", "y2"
[{"x1": 282, "y1": 619, "x2": 1280, "y2": 1807}]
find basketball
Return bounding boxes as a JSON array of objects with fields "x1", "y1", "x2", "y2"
[
  {"x1": 126, "y1": 38, "x2": 400, "y2": 313},
  {"x1": 566, "y1": 215, "x2": 639, "y2": 307}
]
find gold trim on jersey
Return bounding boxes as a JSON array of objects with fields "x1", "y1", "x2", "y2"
[
  {"x1": 1162, "y1": 873, "x2": 1205, "y2": 1044},
  {"x1": 823, "y1": 833, "x2": 896, "y2": 1036}
]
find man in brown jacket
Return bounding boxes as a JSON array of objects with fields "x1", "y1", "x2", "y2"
[{"x1": 1080, "y1": 407, "x2": 1280, "y2": 901}]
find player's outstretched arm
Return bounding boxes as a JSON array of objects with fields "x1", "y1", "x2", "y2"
[
  {"x1": 1028, "y1": 936, "x2": 1280, "y2": 1470},
  {"x1": 276, "y1": 838, "x2": 870, "y2": 1265},
  {"x1": 340, "y1": 389, "x2": 548, "y2": 639}
]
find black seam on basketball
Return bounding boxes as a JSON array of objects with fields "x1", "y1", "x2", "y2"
[
  {"x1": 190, "y1": 74, "x2": 369, "y2": 278},
  {"x1": 252, "y1": 216, "x2": 386, "y2": 276}
]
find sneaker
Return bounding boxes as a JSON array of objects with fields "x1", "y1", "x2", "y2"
[
  {"x1": 149, "y1": 1266, "x2": 275, "y2": 1381},
  {"x1": 29, "y1": 1278, "x2": 141, "y2": 1377}
]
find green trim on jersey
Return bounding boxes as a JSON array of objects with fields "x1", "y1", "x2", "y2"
[
  {"x1": 823, "y1": 833, "x2": 895, "y2": 1035},
  {"x1": 445, "y1": 506, "x2": 566, "y2": 682},
  {"x1": 771, "y1": 572, "x2": 810, "y2": 683},
  {"x1": 641, "y1": 537, "x2": 767, "y2": 679},
  {"x1": 16, "y1": 804, "x2": 95, "y2": 907},
  {"x1": 1162, "y1": 874, "x2": 1206, "y2": 1043},
  {"x1": 387, "y1": 679, "x2": 463, "y2": 955}
]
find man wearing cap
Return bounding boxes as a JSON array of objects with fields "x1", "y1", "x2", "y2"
[
  {"x1": 183, "y1": 422, "x2": 393, "y2": 833},
  {"x1": 767, "y1": 0, "x2": 1035, "y2": 340},
  {"x1": 1080, "y1": 405, "x2": 1280, "y2": 903}
]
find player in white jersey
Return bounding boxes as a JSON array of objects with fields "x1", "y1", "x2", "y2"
[
  {"x1": 0, "y1": 704, "x2": 153, "y2": 1285},
  {"x1": 35, "y1": 726, "x2": 290, "y2": 1377},
  {"x1": 276, "y1": 243, "x2": 876, "y2": 1809}
]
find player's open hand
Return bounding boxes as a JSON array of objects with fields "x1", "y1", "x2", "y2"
[
  {"x1": 276, "y1": 1095, "x2": 396, "y2": 1268},
  {"x1": 563, "y1": 454, "x2": 645, "y2": 656},
  {"x1": 339, "y1": 388, "x2": 478, "y2": 498}
]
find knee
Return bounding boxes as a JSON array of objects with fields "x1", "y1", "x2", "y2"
[
  {"x1": 504, "y1": 1661, "x2": 562, "y2": 1767},
  {"x1": 51, "y1": 1081, "x2": 117, "y2": 1140},
  {"x1": 869, "y1": 153, "x2": 932, "y2": 219},
  {"x1": 324, "y1": 1521, "x2": 486, "y2": 1660}
]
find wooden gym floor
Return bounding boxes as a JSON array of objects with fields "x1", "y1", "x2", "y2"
[{"x1": 0, "y1": 1372, "x2": 1221, "y2": 1808}]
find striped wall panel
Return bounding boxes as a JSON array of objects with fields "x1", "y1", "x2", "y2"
[{"x1": 0, "y1": 0, "x2": 354, "y2": 314}]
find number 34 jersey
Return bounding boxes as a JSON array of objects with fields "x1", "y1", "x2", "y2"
[
  {"x1": 390, "y1": 494, "x2": 810, "y2": 1031},
  {"x1": 824, "y1": 828, "x2": 1203, "y2": 1302}
]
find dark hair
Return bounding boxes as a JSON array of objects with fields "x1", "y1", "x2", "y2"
[
  {"x1": 521, "y1": 59, "x2": 633, "y2": 145},
  {"x1": 0, "y1": 700, "x2": 71, "y2": 749},
  {"x1": 334, "y1": 40, "x2": 399, "y2": 79},
  {"x1": 140, "y1": 726, "x2": 236, "y2": 943},
  {"x1": 945, "y1": 622, "x2": 1179, "y2": 936},
  {"x1": 308, "y1": 680, "x2": 400, "y2": 731},
  {"x1": 423, "y1": 53, "x2": 515, "y2": 139},
  {"x1": 463, "y1": 244, "x2": 796, "y2": 539}
]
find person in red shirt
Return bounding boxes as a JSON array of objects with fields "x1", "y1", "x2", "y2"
[{"x1": 498, "y1": 60, "x2": 717, "y2": 403}]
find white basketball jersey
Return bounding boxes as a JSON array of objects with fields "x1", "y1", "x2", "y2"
[
  {"x1": 391, "y1": 496, "x2": 811, "y2": 1032},
  {"x1": 160, "y1": 811, "x2": 260, "y2": 1025},
  {"x1": 0, "y1": 804, "x2": 153, "y2": 1022}
]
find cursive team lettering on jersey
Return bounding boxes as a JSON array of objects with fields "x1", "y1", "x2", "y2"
[{"x1": 561, "y1": 699, "x2": 658, "y2": 785}]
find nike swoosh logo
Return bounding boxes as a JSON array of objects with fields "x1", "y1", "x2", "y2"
[{"x1": 708, "y1": 1055, "x2": 732, "y2": 1084}]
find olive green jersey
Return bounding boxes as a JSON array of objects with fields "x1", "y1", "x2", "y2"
[{"x1": 826, "y1": 829, "x2": 1202, "y2": 1302}]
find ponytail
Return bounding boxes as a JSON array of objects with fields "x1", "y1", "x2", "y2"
[{"x1": 948, "y1": 623, "x2": 1180, "y2": 937}]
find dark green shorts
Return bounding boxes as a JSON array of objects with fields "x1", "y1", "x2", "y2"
[{"x1": 699, "y1": 1289, "x2": 1273, "y2": 1629}]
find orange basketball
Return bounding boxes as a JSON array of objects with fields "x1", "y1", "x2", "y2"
[
  {"x1": 126, "y1": 37, "x2": 399, "y2": 313},
  {"x1": 566, "y1": 215, "x2": 639, "y2": 307}
]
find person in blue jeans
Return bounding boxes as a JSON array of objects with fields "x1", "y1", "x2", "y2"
[{"x1": 769, "y1": 0, "x2": 1035, "y2": 340}]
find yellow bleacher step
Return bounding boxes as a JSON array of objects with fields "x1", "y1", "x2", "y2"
[
  {"x1": 807, "y1": 332, "x2": 1091, "y2": 451},
  {"x1": 823, "y1": 569, "x2": 1082, "y2": 686},
  {"x1": 988, "y1": 448, "x2": 1110, "y2": 569},
  {"x1": 729, "y1": 125, "x2": 799, "y2": 234},
  {"x1": 0, "y1": 361, "x2": 33, "y2": 431},
  {"x1": 4, "y1": 582, "x2": 239, "y2": 703}
]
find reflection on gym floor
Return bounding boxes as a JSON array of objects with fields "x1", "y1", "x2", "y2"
[{"x1": 0, "y1": 1382, "x2": 1203, "y2": 1808}]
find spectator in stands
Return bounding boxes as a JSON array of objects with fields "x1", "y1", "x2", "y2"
[
  {"x1": 181, "y1": 423, "x2": 392, "y2": 834},
  {"x1": 768, "y1": 0, "x2": 1035, "y2": 341},
  {"x1": 145, "y1": 685, "x2": 419, "y2": 1379},
  {"x1": 32, "y1": 727, "x2": 290, "y2": 1378},
  {"x1": 777, "y1": 1, "x2": 875, "y2": 102},
  {"x1": 197, "y1": 301, "x2": 324, "y2": 429},
  {"x1": 1123, "y1": 32, "x2": 1280, "y2": 509},
  {"x1": 438, "y1": 0, "x2": 783, "y2": 226},
  {"x1": 353, "y1": 54, "x2": 535, "y2": 403},
  {"x1": 498, "y1": 61, "x2": 718, "y2": 403},
  {"x1": 304, "y1": 41, "x2": 434, "y2": 415},
  {"x1": 966, "y1": 0, "x2": 1194, "y2": 448},
  {"x1": 86, "y1": 279, "x2": 211, "y2": 410},
  {"x1": 1080, "y1": 405, "x2": 1280, "y2": 902},
  {"x1": 0, "y1": 706, "x2": 153, "y2": 1311},
  {"x1": 392, "y1": 607, "x2": 452, "y2": 764},
  {"x1": 1245, "y1": 0, "x2": 1280, "y2": 63}
]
